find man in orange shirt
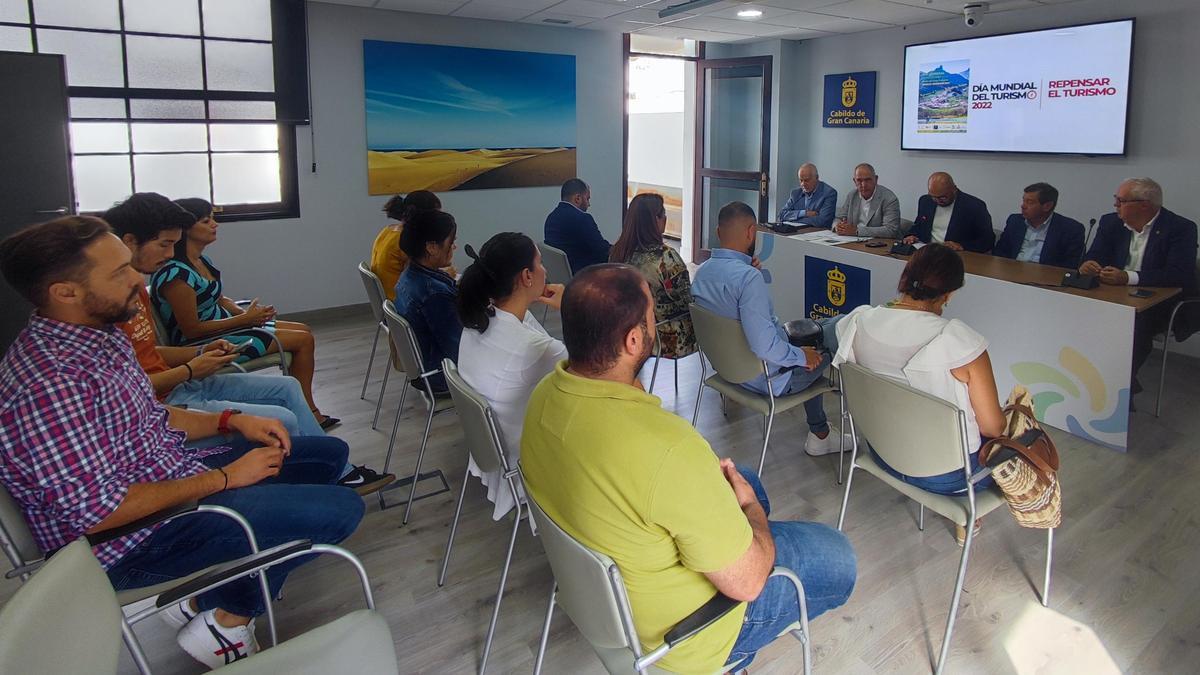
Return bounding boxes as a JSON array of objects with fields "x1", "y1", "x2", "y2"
[{"x1": 104, "y1": 193, "x2": 393, "y2": 495}]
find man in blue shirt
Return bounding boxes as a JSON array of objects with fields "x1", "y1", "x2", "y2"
[
  {"x1": 692, "y1": 201, "x2": 844, "y2": 456},
  {"x1": 778, "y1": 163, "x2": 837, "y2": 228},
  {"x1": 992, "y1": 183, "x2": 1085, "y2": 268},
  {"x1": 544, "y1": 177, "x2": 611, "y2": 275}
]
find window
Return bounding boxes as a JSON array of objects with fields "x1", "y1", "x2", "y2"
[{"x1": 1, "y1": 0, "x2": 307, "y2": 219}]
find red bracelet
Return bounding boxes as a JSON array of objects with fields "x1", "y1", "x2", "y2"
[{"x1": 218, "y1": 408, "x2": 241, "y2": 435}]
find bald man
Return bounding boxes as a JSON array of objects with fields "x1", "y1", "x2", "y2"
[
  {"x1": 778, "y1": 163, "x2": 837, "y2": 228},
  {"x1": 905, "y1": 172, "x2": 994, "y2": 253}
]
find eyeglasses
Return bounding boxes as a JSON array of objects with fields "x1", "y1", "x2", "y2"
[{"x1": 1113, "y1": 196, "x2": 1147, "y2": 205}]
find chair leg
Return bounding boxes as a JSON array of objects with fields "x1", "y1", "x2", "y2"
[
  {"x1": 361, "y1": 322, "x2": 382, "y2": 400},
  {"x1": 837, "y1": 390, "x2": 849, "y2": 485},
  {"x1": 120, "y1": 619, "x2": 153, "y2": 675},
  {"x1": 378, "y1": 384, "x2": 407, "y2": 510},
  {"x1": 649, "y1": 355, "x2": 660, "y2": 392},
  {"x1": 480, "y1": 504, "x2": 522, "y2": 675},
  {"x1": 757, "y1": 411, "x2": 775, "y2": 477},
  {"x1": 402, "y1": 401, "x2": 437, "y2": 525},
  {"x1": 533, "y1": 584, "x2": 557, "y2": 675},
  {"x1": 691, "y1": 379, "x2": 705, "y2": 427},
  {"x1": 673, "y1": 358, "x2": 678, "y2": 396},
  {"x1": 372, "y1": 364, "x2": 392, "y2": 430},
  {"x1": 798, "y1": 581, "x2": 812, "y2": 675},
  {"x1": 438, "y1": 465, "x2": 471, "y2": 587},
  {"x1": 935, "y1": 522, "x2": 976, "y2": 675},
  {"x1": 1156, "y1": 337, "x2": 1171, "y2": 417},
  {"x1": 1042, "y1": 528, "x2": 1054, "y2": 607},
  {"x1": 836, "y1": 465, "x2": 856, "y2": 531},
  {"x1": 918, "y1": 504, "x2": 925, "y2": 531}
]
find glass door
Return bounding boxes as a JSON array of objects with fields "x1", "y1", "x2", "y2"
[{"x1": 692, "y1": 56, "x2": 772, "y2": 260}]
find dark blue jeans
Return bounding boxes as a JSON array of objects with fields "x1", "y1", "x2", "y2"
[
  {"x1": 725, "y1": 468, "x2": 857, "y2": 668},
  {"x1": 868, "y1": 444, "x2": 997, "y2": 495},
  {"x1": 106, "y1": 436, "x2": 365, "y2": 618}
]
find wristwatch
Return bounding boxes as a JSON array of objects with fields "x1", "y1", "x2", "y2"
[{"x1": 218, "y1": 408, "x2": 242, "y2": 435}]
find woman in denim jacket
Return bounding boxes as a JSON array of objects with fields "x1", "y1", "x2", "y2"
[{"x1": 393, "y1": 209, "x2": 460, "y2": 393}]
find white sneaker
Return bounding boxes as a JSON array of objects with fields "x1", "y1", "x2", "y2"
[
  {"x1": 805, "y1": 429, "x2": 854, "y2": 457},
  {"x1": 160, "y1": 598, "x2": 197, "y2": 631},
  {"x1": 177, "y1": 609, "x2": 258, "y2": 669}
]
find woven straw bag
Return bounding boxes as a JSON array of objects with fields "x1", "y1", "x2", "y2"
[{"x1": 978, "y1": 386, "x2": 1062, "y2": 529}]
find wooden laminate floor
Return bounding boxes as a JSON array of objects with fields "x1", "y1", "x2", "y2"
[{"x1": 3, "y1": 307, "x2": 1198, "y2": 674}]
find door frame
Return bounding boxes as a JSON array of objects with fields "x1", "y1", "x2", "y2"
[{"x1": 691, "y1": 55, "x2": 773, "y2": 261}]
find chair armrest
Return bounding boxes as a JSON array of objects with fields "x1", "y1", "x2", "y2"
[
  {"x1": 156, "y1": 540, "x2": 313, "y2": 608},
  {"x1": 86, "y1": 500, "x2": 201, "y2": 547},
  {"x1": 663, "y1": 592, "x2": 742, "y2": 647}
]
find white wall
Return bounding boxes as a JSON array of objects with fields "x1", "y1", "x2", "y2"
[
  {"x1": 794, "y1": 0, "x2": 1200, "y2": 231},
  {"x1": 206, "y1": 2, "x2": 622, "y2": 313}
]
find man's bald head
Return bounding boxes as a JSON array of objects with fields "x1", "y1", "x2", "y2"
[
  {"x1": 927, "y1": 172, "x2": 958, "y2": 206},
  {"x1": 716, "y1": 201, "x2": 758, "y2": 256},
  {"x1": 561, "y1": 263, "x2": 653, "y2": 375}
]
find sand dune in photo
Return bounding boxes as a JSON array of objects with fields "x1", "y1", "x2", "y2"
[{"x1": 367, "y1": 147, "x2": 576, "y2": 194}]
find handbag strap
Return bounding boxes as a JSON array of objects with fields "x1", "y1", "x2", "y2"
[{"x1": 980, "y1": 435, "x2": 1058, "y2": 477}]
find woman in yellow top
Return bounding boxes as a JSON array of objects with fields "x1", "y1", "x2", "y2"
[{"x1": 371, "y1": 190, "x2": 441, "y2": 301}]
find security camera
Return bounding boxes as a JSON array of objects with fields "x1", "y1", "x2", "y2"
[{"x1": 963, "y1": 2, "x2": 988, "y2": 27}]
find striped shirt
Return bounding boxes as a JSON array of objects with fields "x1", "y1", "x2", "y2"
[{"x1": 0, "y1": 315, "x2": 213, "y2": 568}]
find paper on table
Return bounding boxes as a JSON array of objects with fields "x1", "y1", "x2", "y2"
[{"x1": 789, "y1": 230, "x2": 870, "y2": 246}]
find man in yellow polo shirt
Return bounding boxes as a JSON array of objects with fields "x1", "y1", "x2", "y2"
[{"x1": 522, "y1": 264, "x2": 856, "y2": 672}]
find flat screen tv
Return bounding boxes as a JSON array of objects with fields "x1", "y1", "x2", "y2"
[{"x1": 901, "y1": 19, "x2": 1134, "y2": 155}]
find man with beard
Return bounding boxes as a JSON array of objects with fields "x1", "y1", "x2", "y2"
[
  {"x1": 0, "y1": 217, "x2": 364, "y2": 669},
  {"x1": 104, "y1": 193, "x2": 393, "y2": 494},
  {"x1": 521, "y1": 264, "x2": 856, "y2": 673},
  {"x1": 691, "y1": 201, "x2": 847, "y2": 456}
]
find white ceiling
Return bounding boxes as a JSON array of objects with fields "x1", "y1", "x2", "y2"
[{"x1": 312, "y1": 0, "x2": 1092, "y2": 43}]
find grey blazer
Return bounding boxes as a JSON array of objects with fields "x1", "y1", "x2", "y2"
[{"x1": 834, "y1": 184, "x2": 902, "y2": 238}]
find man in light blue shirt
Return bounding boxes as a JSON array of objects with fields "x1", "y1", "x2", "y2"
[
  {"x1": 778, "y1": 163, "x2": 837, "y2": 228},
  {"x1": 1015, "y1": 221, "x2": 1049, "y2": 263},
  {"x1": 692, "y1": 201, "x2": 843, "y2": 456}
]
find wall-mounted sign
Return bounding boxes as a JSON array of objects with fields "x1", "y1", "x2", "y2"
[{"x1": 823, "y1": 71, "x2": 876, "y2": 128}]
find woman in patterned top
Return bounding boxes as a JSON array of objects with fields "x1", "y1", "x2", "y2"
[
  {"x1": 610, "y1": 192, "x2": 698, "y2": 360},
  {"x1": 150, "y1": 198, "x2": 338, "y2": 428}
]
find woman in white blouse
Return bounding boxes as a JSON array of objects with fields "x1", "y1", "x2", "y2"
[
  {"x1": 832, "y1": 244, "x2": 1004, "y2": 542},
  {"x1": 456, "y1": 232, "x2": 567, "y2": 520}
]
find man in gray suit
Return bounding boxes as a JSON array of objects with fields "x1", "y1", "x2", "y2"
[{"x1": 833, "y1": 163, "x2": 902, "y2": 238}]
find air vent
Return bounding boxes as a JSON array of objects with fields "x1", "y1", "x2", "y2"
[{"x1": 542, "y1": 18, "x2": 572, "y2": 24}]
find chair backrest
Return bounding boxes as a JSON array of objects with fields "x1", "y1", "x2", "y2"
[
  {"x1": 381, "y1": 300, "x2": 430, "y2": 379},
  {"x1": 0, "y1": 484, "x2": 43, "y2": 571},
  {"x1": 442, "y1": 359, "x2": 507, "y2": 475},
  {"x1": 538, "y1": 241, "x2": 573, "y2": 284},
  {"x1": 524, "y1": 489, "x2": 636, "y2": 654},
  {"x1": 838, "y1": 361, "x2": 970, "y2": 477},
  {"x1": 358, "y1": 262, "x2": 388, "y2": 324},
  {"x1": 0, "y1": 539, "x2": 122, "y2": 674},
  {"x1": 689, "y1": 303, "x2": 765, "y2": 385},
  {"x1": 144, "y1": 284, "x2": 172, "y2": 347}
]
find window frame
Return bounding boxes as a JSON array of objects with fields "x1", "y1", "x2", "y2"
[{"x1": 1, "y1": 0, "x2": 302, "y2": 221}]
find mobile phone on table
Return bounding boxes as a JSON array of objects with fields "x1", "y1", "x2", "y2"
[
  {"x1": 864, "y1": 241, "x2": 888, "y2": 248},
  {"x1": 1129, "y1": 289, "x2": 1155, "y2": 298}
]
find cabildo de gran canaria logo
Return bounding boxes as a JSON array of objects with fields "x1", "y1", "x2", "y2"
[
  {"x1": 841, "y1": 75, "x2": 857, "y2": 108},
  {"x1": 826, "y1": 266, "x2": 847, "y2": 307},
  {"x1": 1011, "y1": 346, "x2": 1128, "y2": 450}
]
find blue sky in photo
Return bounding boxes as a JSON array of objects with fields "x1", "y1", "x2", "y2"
[{"x1": 364, "y1": 40, "x2": 576, "y2": 151}]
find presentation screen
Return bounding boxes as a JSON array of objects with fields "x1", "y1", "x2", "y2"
[{"x1": 901, "y1": 19, "x2": 1133, "y2": 155}]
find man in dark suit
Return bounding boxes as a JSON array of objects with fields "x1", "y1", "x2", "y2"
[
  {"x1": 1080, "y1": 177, "x2": 1199, "y2": 394},
  {"x1": 544, "y1": 177, "x2": 611, "y2": 275},
  {"x1": 993, "y1": 183, "x2": 1085, "y2": 268},
  {"x1": 904, "y1": 172, "x2": 994, "y2": 253}
]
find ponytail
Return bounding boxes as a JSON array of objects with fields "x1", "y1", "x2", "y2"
[{"x1": 456, "y1": 233, "x2": 538, "y2": 332}]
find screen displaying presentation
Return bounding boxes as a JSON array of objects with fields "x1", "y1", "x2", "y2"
[{"x1": 901, "y1": 19, "x2": 1134, "y2": 155}]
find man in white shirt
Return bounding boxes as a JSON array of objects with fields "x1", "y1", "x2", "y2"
[
  {"x1": 1080, "y1": 177, "x2": 1199, "y2": 398},
  {"x1": 833, "y1": 163, "x2": 902, "y2": 239}
]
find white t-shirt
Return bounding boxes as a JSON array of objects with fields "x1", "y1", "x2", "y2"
[
  {"x1": 458, "y1": 307, "x2": 567, "y2": 520},
  {"x1": 857, "y1": 194, "x2": 873, "y2": 227},
  {"x1": 931, "y1": 204, "x2": 954, "y2": 243},
  {"x1": 832, "y1": 305, "x2": 989, "y2": 452}
]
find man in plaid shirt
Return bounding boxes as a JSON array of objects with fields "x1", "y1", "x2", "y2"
[{"x1": 0, "y1": 217, "x2": 364, "y2": 669}]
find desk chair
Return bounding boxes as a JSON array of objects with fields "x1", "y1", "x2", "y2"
[
  {"x1": 526, "y1": 490, "x2": 811, "y2": 675},
  {"x1": 378, "y1": 301, "x2": 453, "y2": 523},
  {"x1": 835, "y1": 362, "x2": 1052, "y2": 675},
  {"x1": 1154, "y1": 263, "x2": 1200, "y2": 416},
  {"x1": 537, "y1": 242, "x2": 573, "y2": 323},
  {"x1": 0, "y1": 487, "x2": 277, "y2": 674},
  {"x1": 0, "y1": 539, "x2": 397, "y2": 675},
  {"x1": 357, "y1": 262, "x2": 396, "y2": 428},
  {"x1": 439, "y1": 360, "x2": 524, "y2": 674},
  {"x1": 689, "y1": 303, "x2": 836, "y2": 476}
]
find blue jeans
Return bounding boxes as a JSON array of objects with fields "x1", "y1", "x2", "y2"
[
  {"x1": 868, "y1": 444, "x2": 997, "y2": 496},
  {"x1": 725, "y1": 468, "x2": 857, "y2": 668},
  {"x1": 106, "y1": 436, "x2": 364, "y2": 618},
  {"x1": 170, "y1": 373, "x2": 352, "y2": 477},
  {"x1": 776, "y1": 351, "x2": 832, "y2": 436}
]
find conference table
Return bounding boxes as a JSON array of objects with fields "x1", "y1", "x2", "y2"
[{"x1": 753, "y1": 226, "x2": 1180, "y2": 452}]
